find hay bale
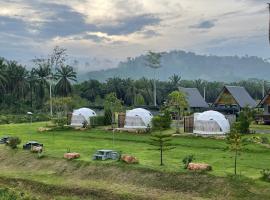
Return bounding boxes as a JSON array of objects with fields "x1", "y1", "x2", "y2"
[
  {"x1": 64, "y1": 153, "x2": 80, "y2": 160},
  {"x1": 38, "y1": 127, "x2": 52, "y2": 132},
  {"x1": 187, "y1": 163, "x2": 212, "y2": 171},
  {"x1": 121, "y1": 155, "x2": 139, "y2": 164}
]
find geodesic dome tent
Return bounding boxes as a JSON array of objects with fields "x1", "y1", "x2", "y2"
[
  {"x1": 70, "y1": 108, "x2": 96, "y2": 127},
  {"x1": 124, "y1": 108, "x2": 153, "y2": 129},
  {"x1": 193, "y1": 110, "x2": 230, "y2": 135}
]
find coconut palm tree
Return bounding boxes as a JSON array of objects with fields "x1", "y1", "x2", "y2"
[
  {"x1": 55, "y1": 65, "x2": 77, "y2": 97},
  {"x1": 0, "y1": 58, "x2": 7, "y2": 92},
  {"x1": 169, "y1": 74, "x2": 181, "y2": 90},
  {"x1": 32, "y1": 64, "x2": 51, "y2": 104}
]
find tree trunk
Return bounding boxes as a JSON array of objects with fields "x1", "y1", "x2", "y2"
[
  {"x1": 234, "y1": 149, "x2": 237, "y2": 175},
  {"x1": 176, "y1": 108, "x2": 181, "y2": 134},
  {"x1": 153, "y1": 69, "x2": 157, "y2": 107},
  {"x1": 160, "y1": 146, "x2": 163, "y2": 166}
]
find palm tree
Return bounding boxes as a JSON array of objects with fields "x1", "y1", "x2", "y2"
[
  {"x1": 146, "y1": 51, "x2": 162, "y2": 106},
  {"x1": 0, "y1": 58, "x2": 7, "y2": 92},
  {"x1": 32, "y1": 64, "x2": 51, "y2": 104},
  {"x1": 6, "y1": 61, "x2": 28, "y2": 99},
  {"x1": 55, "y1": 65, "x2": 77, "y2": 96},
  {"x1": 169, "y1": 74, "x2": 181, "y2": 89}
]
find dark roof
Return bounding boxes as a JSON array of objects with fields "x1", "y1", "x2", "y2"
[
  {"x1": 257, "y1": 90, "x2": 270, "y2": 107},
  {"x1": 179, "y1": 87, "x2": 209, "y2": 108},
  {"x1": 216, "y1": 86, "x2": 257, "y2": 108}
]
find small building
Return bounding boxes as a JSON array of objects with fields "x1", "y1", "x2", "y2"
[
  {"x1": 124, "y1": 108, "x2": 153, "y2": 129},
  {"x1": 214, "y1": 86, "x2": 256, "y2": 113},
  {"x1": 179, "y1": 87, "x2": 209, "y2": 112},
  {"x1": 70, "y1": 108, "x2": 96, "y2": 127},
  {"x1": 193, "y1": 110, "x2": 230, "y2": 135},
  {"x1": 257, "y1": 90, "x2": 270, "y2": 124}
]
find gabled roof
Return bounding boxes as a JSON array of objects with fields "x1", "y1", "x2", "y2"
[
  {"x1": 179, "y1": 87, "x2": 209, "y2": 108},
  {"x1": 257, "y1": 90, "x2": 270, "y2": 107},
  {"x1": 215, "y1": 86, "x2": 256, "y2": 108}
]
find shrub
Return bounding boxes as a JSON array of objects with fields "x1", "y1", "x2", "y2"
[
  {"x1": 261, "y1": 169, "x2": 270, "y2": 182},
  {"x1": 0, "y1": 114, "x2": 50, "y2": 124},
  {"x1": 261, "y1": 137, "x2": 269, "y2": 144},
  {"x1": 51, "y1": 117, "x2": 67, "y2": 128},
  {"x1": 6, "y1": 137, "x2": 21, "y2": 149},
  {"x1": 90, "y1": 116, "x2": 105, "y2": 127},
  {"x1": 182, "y1": 155, "x2": 195, "y2": 169}
]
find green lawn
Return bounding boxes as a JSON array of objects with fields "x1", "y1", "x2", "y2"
[
  {"x1": 1, "y1": 122, "x2": 270, "y2": 178},
  {"x1": 1, "y1": 122, "x2": 270, "y2": 199}
]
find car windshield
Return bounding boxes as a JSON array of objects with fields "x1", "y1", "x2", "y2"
[{"x1": 97, "y1": 151, "x2": 104, "y2": 155}]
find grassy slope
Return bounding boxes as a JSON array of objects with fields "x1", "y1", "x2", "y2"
[{"x1": 0, "y1": 122, "x2": 270, "y2": 199}]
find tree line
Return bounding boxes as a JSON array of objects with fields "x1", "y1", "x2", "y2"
[{"x1": 0, "y1": 47, "x2": 269, "y2": 114}]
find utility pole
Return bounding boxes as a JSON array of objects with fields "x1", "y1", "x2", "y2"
[
  {"x1": 203, "y1": 86, "x2": 206, "y2": 100},
  {"x1": 262, "y1": 80, "x2": 265, "y2": 99},
  {"x1": 50, "y1": 82, "x2": 53, "y2": 117},
  {"x1": 268, "y1": 3, "x2": 270, "y2": 44},
  {"x1": 47, "y1": 75, "x2": 53, "y2": 117}
]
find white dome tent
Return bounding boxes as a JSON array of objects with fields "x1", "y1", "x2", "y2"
[
  {"x1": 193, "y1": 110, "x2": 230, "y2": 135},
  {"x1": 124, "y1": 108, "x2": 153, "y2": 129},
  {"x1": 70, "y1": 108, "x2": 96, "y2": 127}
]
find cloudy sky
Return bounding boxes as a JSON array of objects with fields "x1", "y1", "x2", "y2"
[{"x1": 0, "y1": 0, "x2": 269, "y2": 71}]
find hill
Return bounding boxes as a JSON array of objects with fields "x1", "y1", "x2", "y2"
[{"x1": 85, "y1": 50, "x2": 270, "y2": 82}]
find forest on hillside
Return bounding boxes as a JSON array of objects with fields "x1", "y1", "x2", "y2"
[{"x1": 86, "y1": 50, "x2": 270, "y2": 82}]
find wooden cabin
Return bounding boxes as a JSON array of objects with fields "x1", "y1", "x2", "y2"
[
  {"x1": 257, "y1": 90, "x2": 270, "y2": 124},
  {"x1": 179, "y1": 87, "x2": 209, "y2": 112},
  {"x1": 214, "y1": 86, "x2": 256, "y2": 114}
]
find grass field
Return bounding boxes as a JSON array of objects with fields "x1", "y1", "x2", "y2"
[{"x1": 1, "y1": 122, "x2": 270, "y2": 199}]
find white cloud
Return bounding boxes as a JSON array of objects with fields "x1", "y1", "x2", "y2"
[{"x1": 0, "y1": 0, "x2": 269, "y2": 70}]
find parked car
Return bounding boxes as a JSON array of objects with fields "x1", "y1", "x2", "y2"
[
  {"x1": 92, "y1": 150, "x2": 119, "y2": 160},
  {"x1": 23, "y1": 141, "x2": 43, "y2": 150},
  {"x1": 0, "y1": 136, "x2": 10, "y2": 144}
]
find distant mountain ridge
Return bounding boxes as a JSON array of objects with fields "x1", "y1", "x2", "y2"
[{"x1": 84, "y1": 50, "x2": 270, "y2": 82}]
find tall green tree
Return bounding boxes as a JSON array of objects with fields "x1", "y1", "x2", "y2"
[
  {"x1": 32, "y1": 64, "x2": 51, "y2": 104},
  {"x1": 55, "y1": 65, "x2": 77, "y2": 97},
  {"x1": 104, "y1": 92, "x2": 123, "y2": 128},
  {"x1": 167, "y1": 91, "x2": 188, "y2": 133},
  {"x1": 146, "y1": 51, "x2": 162, "y2": 106}
]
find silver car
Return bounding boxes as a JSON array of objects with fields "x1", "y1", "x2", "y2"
[{"x1": 92, "y1": 150, "x2": 119, "y2": 160}]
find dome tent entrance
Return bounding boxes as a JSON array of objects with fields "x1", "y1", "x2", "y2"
[
  {"x1": 70, "y1": 108, "x2": 96, "y2": 127},
  {"x1": 193, "y1": 110, "x2": 230, "y2": 135},
  {"x1": 124, "y1": 108, "x2": 153, "y2": 129}
]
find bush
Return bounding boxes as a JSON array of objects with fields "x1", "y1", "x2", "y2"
[
  {"x1": 261, "y1": 137, "x2": 269, "y2": 144},
  {"x1": 152, "y1": 111, "x2": 172, "y2": 130},
  {"x1": 90, "y1": 116, "x2": 105, "y2": 127},
  {"x1": 51, "y1": 117, "x2": 68, "y2": 130},
  {"x1": 6, "y1": 137, "x2": 21, "y2": 149},
  {"x1": 0, "y1": 114, "x2": 50, "y2": 124},
  {"x1": 261, "y1": 169, "x2": 270, "y2": 182},
  {"x1": 182, "y1": 155, "x2": 195, "y2": 169}
]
